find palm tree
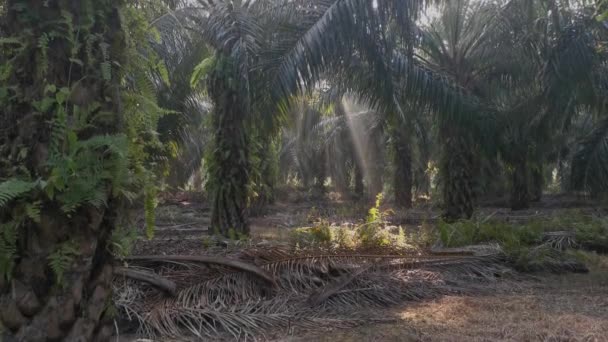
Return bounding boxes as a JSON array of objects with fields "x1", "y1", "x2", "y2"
[
  {"x1": 152, "y1": 11, "x2": 213, "y2": 189},
  {"x1": 418, "y1": 0, "x2": 504, "y2": 219},
  {"x1": 389, "y1": 116, "x2": 414, "y2": 208},
  {"x1": 492, "y1": 0, "x2": 603, "y2": 209},
  {"x1": 571, "y1": 117, "x2": 608, "y2": 197},
  {"x1": 279, "y1": 97, "x2": 328, "y2": 192},
  {"x1": 185, "y1": 0, "x2": 465, "y2": 236},
  {"x1": 418, "y1": 0, "x2": 603, "y2": 213}
]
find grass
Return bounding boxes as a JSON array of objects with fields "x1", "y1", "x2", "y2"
[{"x1": 437, "y1": 210, "x2": 608, "y2": 267}]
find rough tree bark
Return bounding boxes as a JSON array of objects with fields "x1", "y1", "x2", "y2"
[
  {"x1": 440, "y1": 126, "x2": 476, "y2": 221},
  {"x1": 353, "y1": 161, "x2": 365, "y2": 199},
  {"x1": 511, "y1": 158, "x2": 531, "y2": 210},
  {"x1": 530, "y1": 164, "x2": 544, "y2": 203},
  {"x1": 367, "y1": 137, "x2": 385, "y2": 201},
  {"x1": 0, "y1": 1, "x2": 126, "y2": 340},
  {"x1": 208, "y1": 57, "x2": 250, "y2": 237}
]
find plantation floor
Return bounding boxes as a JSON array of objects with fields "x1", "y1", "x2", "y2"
[
  {"x1": 282, "y1": 266, "x2": 608, "y2": 342},
  {"x1": 127, "y1": 194, "x2": 608, "y2": 341},
  {"x1": 137, "y1": 193, "x2": 605, "y2": 255}
]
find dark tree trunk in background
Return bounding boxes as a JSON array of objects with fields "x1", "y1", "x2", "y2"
[
  {"x1": 414, "y1": 159, "x2": 431, "y2": 198},
  {"x1": 441, "y1": 126, "x2": 476, "y2": 221},
  {"x1": 0, "y1": 1, "x2": 126, "y2": 340},
  {"x1": 511, "y1": 158, "x2": 530, "y2": 210},
  {"x1": 353, "y1": 162, "x2": 365, "y2": 199},
  {"x1": 367, "y1": 138, "x2": 385, "y2": 201},
  {"x1": 531, "y1": 164, "x2": 544, "y2": 202},
  {"x1": 415, "y1": 128, "x2": 432, "y2": 197},
  {"x1": 208, "y1": 58, "x2": 250, "y2": 237},
  {"x1": 260, "y1": 143, "x2": 278, "y2": 205},
  {"x1": 393, "y1": 128, "x2": 413, "y2": 208}
]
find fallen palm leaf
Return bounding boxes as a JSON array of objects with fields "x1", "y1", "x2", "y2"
[
  {"x1": 125, "y1": 255, "x2": 277, "y2": 287},
  {"x1": 114, "y1": 243, "x2": 584, "y2": 341},
  {"x1": 307, "y1": 264, "x2": 374, "y2": 306},
  {"x1": 114, "y1": 266, "x2": 177, "y2": 296}
]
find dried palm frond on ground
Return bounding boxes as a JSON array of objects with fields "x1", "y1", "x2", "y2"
[
  {"x1": 542, "y1": 231, "x2": 578, "y2": 250},
  {"x1": 112, "y1": 244, "x2": 579, "y2": 341},
  {"x1": 292, "y1": 254, "x2": 608, "y2": 342}
]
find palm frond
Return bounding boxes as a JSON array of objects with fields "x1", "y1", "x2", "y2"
[
  {"x1": 263, "y1": 0, "x2": 434, "y2": 111},
  {"x1": 115, "y1": 246, "x2": 512, "y2": 340}
]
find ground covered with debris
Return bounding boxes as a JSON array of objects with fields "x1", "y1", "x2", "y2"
[
  {"x1": 284, "y1": 264, "x2": 608, "y2": 342},
  {"x1": 116, "y1": 194, "x2": 608, "y2": 341}
]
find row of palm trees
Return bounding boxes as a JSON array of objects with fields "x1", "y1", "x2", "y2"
[{"x1": 153, "y1": 0, "x2": 607, "y2": 233}]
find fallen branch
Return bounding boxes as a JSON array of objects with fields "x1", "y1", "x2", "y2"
[
  {"x1": 114, "y1": 267, "x2": 177, "y2": 296},
  {"x1": 429, "y1": 248, "x2": 476, "y2": 256},
  {"x1": 125, "y1": 255, "x2": 277, "y2": 287},
  {"x1": 307, "y1": 266, "x2": 372, "y2": 306},
  {"x1": 155, "y1": 222, "x2": 207, "y2": 230}
]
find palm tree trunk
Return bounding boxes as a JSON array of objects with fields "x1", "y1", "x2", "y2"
[
  {"x1": 353, "y1": 162, "x2": 365, "y2": 199},
  {"x1": 1, "y1": 208, "x2": 119, "y2": 341},
  {"x1": 0, "y1": 1, "x2": 126, "y2": 340},
  {"x1": 367, "y1": 137, "x2": 385, "y2": 200},
  {"x1": 392, "y1": 128, "x2": 413, "y2": 208},
  {"x1": 260, "y1": 142, "x2": 278, "y2": 205},
  {"x1": 415, "y1": 157, "x2": 431, "y2": 198},
  {"x1": 208, "y1": 59, "x2": 250, "y2": 237},
  {"x1": 531, "y1": 164, "x2": 544, "y2": 202},
  {"x1": 440, "y1": 127, "x2": 476, "y2": 221},
  {"x1": 511, "y1": 158, "x2": 530, "y2": 210}
]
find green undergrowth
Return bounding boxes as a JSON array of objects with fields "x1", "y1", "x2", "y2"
[
  {"x1": 290, "y1": 203, "x2": 607, "y2": 273},
  {"x1": 290, "y1": 194, "x2": 432, "y2": 251},
  {"x1": 437, "y1": 210, "x2": 608, "y2": 272},
  {"x1": 438, "y1": 210, "x2": 608, "y2": 251}
]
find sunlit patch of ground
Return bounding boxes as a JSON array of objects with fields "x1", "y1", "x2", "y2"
[{"x1": 282, "y1": 260, "x2": 608, "y2": 342}]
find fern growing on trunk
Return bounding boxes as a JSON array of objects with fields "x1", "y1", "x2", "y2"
[{"x1": 0, "y1": 1, "x2": 166, "y2": 339}]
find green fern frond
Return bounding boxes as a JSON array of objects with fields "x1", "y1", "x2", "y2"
[
  {"x1": 191, "y1": 55, "x2": 217, "y2": 88},
  {"x1": 110, "y1": 227, "x2": 137, "y2": 259},
  {"x1": 25, "y1": 201, "x2": 42, "y2": 223},
  {"x1": 79, "y1": 134, "x2": 128, "y2": 156},
  {"x1": 117, "y1": 189, "x2": 138, "y2": 203},
  {"x1": 49, "y1": 107, "x2": 68, "y2": 156},
  {"x1": 0, "y1": 179, "x2": 37, "y2": 208},
  {"x1": 47, "y1": 241, "x2": 79, "y2": 286},
  {"x1": 157, "y1": 60, "x2": 171, "y2": 87},
  {"x1": 37, "y1": 33, "x2": 51, "y2": 76},
  {"x1": 59, "y1": 185, "x2": 107, "y2": 214},
  {"x1": 101, "y1": 61, "x2": 112, "y2": 81},
  {"x1": 0, "y1": 37, "x2": 23, "y2": 46},
  {"x1": 144, "y1": 180, "x2": 157, "y2": 240}
]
